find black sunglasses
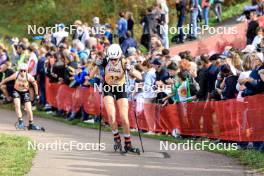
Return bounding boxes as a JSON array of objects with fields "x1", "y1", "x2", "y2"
[{"x1": 20, "y1": 70, "x2": 27, "y2": 72}]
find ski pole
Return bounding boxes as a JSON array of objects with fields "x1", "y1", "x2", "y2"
[
  {"x1": 125, "y1": 68, "x2": 145, "y2": 153},
  {"x1": 133, "y1": 99, "x2": 145, "y2": 153},
  {"x1": 98, "y1": 89, "x2": 102, "y2": 151},
  {"x1": 98, "y1": 66, "x2": 104, "y2": 151}
]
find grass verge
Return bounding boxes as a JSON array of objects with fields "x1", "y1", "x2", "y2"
[
  {"x1": 0, "y1": 133, "x2": 36, "y2": 176},
  {"x1": 1, "y1": 103, "x2": 264, "y2": 173},
  {"x1": 169, "y1": 0, "x2": 251, "y2": 44}
]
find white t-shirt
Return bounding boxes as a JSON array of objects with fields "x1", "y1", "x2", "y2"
[
  {"x1": 252, "y1": 35, "x2": 263, "y2": 49},
  {"x1": 28, "y1": 52, "x2": 38, "y2": 76},
  {"x1": 52, "y1": 30, "x2": 69, "y2": 46},
  {"x1": 142, "y1": 69, "x2": 157, "y2": 99},
  {"x1": 236, "y1": 70, "x2": 252, "y2": 98}
]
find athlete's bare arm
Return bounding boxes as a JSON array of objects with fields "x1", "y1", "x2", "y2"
[
  {"x1": 0, "y1": 73, "x2": 17, "y2": 86},
  {"x1": 28, "y1": 75, "x2": 39, "y2": 95}
]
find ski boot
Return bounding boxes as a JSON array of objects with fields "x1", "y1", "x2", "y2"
[
  {"x1": 124, "y1": 144, "x2": 140, "y2": 155},
  {"x1": 15, "y1": 119, "x2": 26, "y2": 130},
  {"x1": 113, "y1": 135, "x2": 122, "y2": 152},
  {"x1": 28, "y1": 123, "x2": 45, "y2": 132}
]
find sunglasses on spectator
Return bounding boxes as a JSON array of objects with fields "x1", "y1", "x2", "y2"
[{"x1": 20, "y1": 70, "x2": 27, "y2": 73}]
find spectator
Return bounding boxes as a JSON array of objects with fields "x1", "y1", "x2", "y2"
[
  {"x1": 13, "y1": 43, "x2": 28, "y2": 69},
  {"x1": 142, "y1": 60, "x2": 157, "y2": 103},
  {"x1": 126, "y1": 12, "x2": 135, "y2": 37},
  {"x1": 92, "y1": 17, "x2": 103, "y2": 38},
  {"x1": 52, "y1": 23, "x2": 69, "y2": 47},
  {"x1": 163, "y1": 62, "x2": 180, "y2": 104},
  {"x1": 236, "y1": 54, "x2": 253, "y2": 99},
  {"x1": 0, "y1": 43, "x2": 8, "y2": 66},
  {"x1": 189, "y1": 0, "x2": 199, "y2": 40},
  {"x1": 202, "y1": 0, "x2": 213, "y2": 27},
  {"x1": 216, "y1": 64, "x2": 238, "y2": 100},
  {"x1": 196, "y1": 55, "x2": 208, "y2": 101},
  {"x1": 242, "y1": 52, "x2": 264, "y2": 96},
  {"x1": 0, "y1": 62, "x2": 14, "y2": 103},
  {"x1": 104, "y1": 24, "x2": 113, "y2": 44},
  {"x1": 246, "y1": 10, "x2": 259, "y2": 45},
  {"x1": 200, "y1": 54, "x2": 220, "y2": 100},
  {"x1": 141, "y1": 7, "x2": 156, "y2": 51},
  {"x1": 213, "y1": 0, "x2": 223, "y2": 22},
  {"x1": 36, "y1": 47, "x2": 47, "y2": 107},
  {"x1": 121, "y1": 31, "x2": 137, "y2": 57},
  {"x1": 176, "y1": 0, "x2": 187, "y2": 44},
  {"x1": 158, "y1": 0, "x2": 169, "y2": 49},
  {"x1": 45, "y1": 52, "x2": 60, "y2": 83},
  {"x1": 117, "y1": 11, "x2": 128, "y2": 45},
  {"x1": 73, "y1": 20, "x2": 87, "y2": 44},
  {"x1": 167, "y1": 70, "x2": 195, "y2": 103},
  {"x1": 76, "y1": 41, "x2": 89, "y2": 65},
  {"x1": 252, "y1": 27, "x2": 264, "y2": 48},
  {"x1": 28, "y1": 44, "x2": 38, "y2": 77}
]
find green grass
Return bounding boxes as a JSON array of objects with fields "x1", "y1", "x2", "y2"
[
  {"x1": 169, "y1": 0, "x2": 251, "y2": 43},
  {"x1": 209, "y1": 0, "x2": 251, "y2": 26},
  {"x1": 1, "y1": 103, "x2": 264, "y2": 173},
  {"x1": 0, "y1": 133, "x2": 36, "y2": 176}
]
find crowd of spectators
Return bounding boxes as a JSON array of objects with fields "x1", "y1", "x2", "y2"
[{"x1": 1, "y1": 1, "x2": 264, "y2": 148}]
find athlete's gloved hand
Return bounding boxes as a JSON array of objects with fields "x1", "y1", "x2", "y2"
[{"x1": 35, "y1": 95, "x2": 40, "y2": 102}]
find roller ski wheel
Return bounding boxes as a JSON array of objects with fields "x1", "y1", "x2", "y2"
[
  {"x1": 124, "y1": 145, "x2": 140, "y2": 155},
  {"x1": 28, "y1": 124, "x2": 45, "y2": 132},
  {"x1": 113, "y1": 139, "x2": 122, "y2": 152},
  {"x1": 15, "y1": 119, "x2": 26, "y2": 130}
]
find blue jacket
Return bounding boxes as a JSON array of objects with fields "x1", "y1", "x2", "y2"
[
  {"x1": 74, "y1": 67, "x2": 88, "y2": 85},
  {"x1": 118, "y1": 18, "x2": 128, "y2": 37},
  {"x1": 36, "y1": 56, "x2": 46, "y2": 81},
  {"x1": 121, "y1": 37, "x2": 137, "y2": 56},
  {"x1": 105, "y1": 31, "x2": 113, "y2": 44}
]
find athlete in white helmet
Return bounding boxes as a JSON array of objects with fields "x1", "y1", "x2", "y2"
[
  {"x1": 101, "y1": 44, "x2": 142, "y2": 153},
  {"x1": 0, "y1": 63, "x2": 44, "y2": 130}
]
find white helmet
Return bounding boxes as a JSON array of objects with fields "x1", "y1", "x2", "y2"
[
  {"x1": 106, "y1": 44, "x2": 123, "y2": 60},
  {"x1": 18, "y1": 63, "x2": 28, "y2": 71}
]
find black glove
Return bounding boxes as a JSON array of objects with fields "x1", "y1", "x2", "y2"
[{"x1": 35, "y1": 95, "x2": 40, "y2": 102}]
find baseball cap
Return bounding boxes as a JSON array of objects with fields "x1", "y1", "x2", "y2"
[
  {"x1": 58, "y1": 23, "x2": 65, "y2": 29},
  {"x1": 150, "y1": 58, "x2": 163, "y2": 66},
  {"x1": 18, "y1": 43, "x2": 27, "y2": 50},
  {"x1": 209, "y1": 54, "x2": 226, "y2": 61}
]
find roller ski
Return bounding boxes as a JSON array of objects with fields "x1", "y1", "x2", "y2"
[
  {"x1": 28, "y1": 123, "x2": 45, "y2": 132},
  {"x1": 124, "y1": 144, "x2": 140, "y2": 155},
  {"x1": 15, "y1": 119, "x2": 26, "y2": 130},
  {"x1": 113, "y1": 134, "x2": 123, "y2": 152}
]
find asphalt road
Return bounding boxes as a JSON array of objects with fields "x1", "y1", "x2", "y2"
[{"x1": 0, "y1": 108, "x2": 261, "y2": 176}]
